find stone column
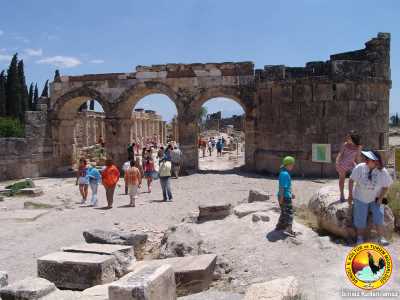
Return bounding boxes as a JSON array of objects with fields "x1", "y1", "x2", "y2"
[
  {"x1": 104, "y1": 117, "x2": 131, "y2": 168},
  {"x1": 58, "y1": 119, "x2": 77, "y2": 167}
]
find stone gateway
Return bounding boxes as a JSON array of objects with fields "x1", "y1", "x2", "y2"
[{"x1": 0, "y1": 33, "x2": 391, "y2": 179}]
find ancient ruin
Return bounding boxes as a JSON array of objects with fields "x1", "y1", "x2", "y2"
[{"x1": 0, "y1": 33, "x2": 391, "y2": 180}]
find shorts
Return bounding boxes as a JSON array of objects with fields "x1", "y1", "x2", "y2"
[
  {"x1": 353, "y1": 199, "x2": 384, "y2": 229},
  {"x1": 78, "y1": 177, "x2": 89, "y2": 185}
]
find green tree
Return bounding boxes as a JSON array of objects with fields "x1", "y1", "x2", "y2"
[
  {"x1": 33, "y1": 83, "x2": 39, "y2": 109},
  {"x1": 54, "y1": 69, "x2": 61, "y2": 82},
  {"x1": 17, "y1": 60, "x2": 29, "y2": 118},
  {"x1": 41, "y1": 80, "x2": 49, "y2": 97},
  {"x1": 28, "y1": 83, "x2": 34, "y2": 110},
  {"x1": 5, "y1": 54, "x2": 22, "y2": 120},
  {"x1": 0, "y1": 71, "x2": 6, "y2": 116}
]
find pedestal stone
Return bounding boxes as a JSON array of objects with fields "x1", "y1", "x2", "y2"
[{"x1": 38, "y1": 252, "x2": 116, "y2": 290}]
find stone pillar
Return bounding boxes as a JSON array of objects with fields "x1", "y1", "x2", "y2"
[
  {"x1": 104, "y1": 117, "x2": 131, "y2": 168},
  {"x1": 178, "y1": 115, "x2": 198, "y2": 172},
  {"x1": 82, "y1": 113, "x2": 89, "y2": 147},
  {"x1": 58, "y1": 119, "x2": 77, "y2": 167}
]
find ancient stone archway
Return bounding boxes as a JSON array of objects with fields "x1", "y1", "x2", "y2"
[{"x1": 46, "y1": 33, "x2": 391, "y2": 176}]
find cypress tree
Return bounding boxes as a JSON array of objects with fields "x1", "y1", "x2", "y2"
[
  {"x1": 41, "y1": 80, "x2": 49, "y2": 97},
  {"x1": 17, "y1": 60, "x2": 29, "y2": 118},
  {"x1": 5, "y1": 54, "x2": 22, "y2": 120},
  {"x1": 28, "y1": 83, "x2": 34, "y2": 110},
  {"x1": 0, "y1": 71, "x2": 6, "y2": 116},
  {"x1": 33, "y1": 83, "x2": 39, "y2": 110},
  {"x1": 89, "y1": 100, "x2": 95, "y2": 110},
  {"x1": 54, "y1": 69, "x2": 61, "y2": 82}
]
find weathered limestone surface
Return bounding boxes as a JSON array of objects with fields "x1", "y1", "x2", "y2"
[
  {"x1": 248, "y1": 189, "x2": 270, "y2": 203},
  {"x1": 128, "y1": 254, "x2": 217, "y2": 296},
  {"x1": 62, "y1": 243, "x2": 135, "y2": 278},
  {"x1": 37, "y1": 252, "x2": 116, "y2": 290},
  {"x1": 108, "y1": 264, "x2": 176, "y2": 300},
  {"x1": 0, "y1": 277, "x2": 56, "y2": 300},
  {"x1": 179, "y1": 291, "x2": 243, "y2": 300},
  {"x1": 197, "y1": 204, "x2": 231, "y2": 222},
  {"x1": 0, "y1": 271, "x2": 8, "y2": 288},
  {"x1": 309, "y1": 185, "x2": 395, "y2": 239},
  {"x1": 0, "y1": 33, "x2": 392, "y2": 180},
  {"x1": 0, "y1": 209, "x2": 49, "y2": 222},
  {"x1": 244, "y1": 276, "x2": 299, "y2": 300},
  {"x1": 251, "y1": 212, "x2": 271, "y2": 222},
  {"x1": 83, "y1": 229, "x2": 148, "y2": 248},
  {"x1": 233, "y1": 203, "x2": 273, "y2": 218}
]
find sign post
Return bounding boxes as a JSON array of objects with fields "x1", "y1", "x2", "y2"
[{"x1": 312, "y1": 144, "x2": 332, "y2": 178}]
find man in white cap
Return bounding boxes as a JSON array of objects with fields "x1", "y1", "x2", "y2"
[{"x1": 348, "y1": 150, "x2": 393, "y2": 245}]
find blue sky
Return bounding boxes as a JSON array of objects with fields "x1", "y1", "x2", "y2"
[{"x1": 0, "y1": 0, "x2": 398, "y2": 121}]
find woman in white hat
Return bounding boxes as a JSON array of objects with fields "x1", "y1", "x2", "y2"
[{"x1": 348, "y1": 150, "x2": 393, "y2": 245}]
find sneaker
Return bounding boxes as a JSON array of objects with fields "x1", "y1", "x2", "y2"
[
  {"x1": 340, "y1": 195, "x2": 346, "y2": 203},
  {"x1": 80, "y1": 199, "x2": 86, "y2": 204},
  {"x1": 377, "y1": 237, "x2": 390, "y2": 246},
  {"x1": 356, "y1": 237, "x2": 364, "y2": 245}
]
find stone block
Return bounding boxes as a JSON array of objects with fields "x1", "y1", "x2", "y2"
[
  {"x1": 0, "y1": 277, "x2": 56, "y2": 300},
  {"x1": 0, "y1": 271, "x2": 8, "y2": 288},
  {"x1": 198, "y1": 204, "x2": 231, "y2": 222},
  {"x1": 233, "y1": 203, "x2": 272, "y2": 218},
  {"x1": 83, "y1": 229, "x2": 148, "y2": 248},
  {"x1": 252, "y1": 212, "x2": 271, "y2": 223},
  {"x1": 108, "y1": 264, "x2": 176, "y2": 300},
  {"x1": 248, "y1": 189, "x2": 270, "y2": 203},
  {"x1": 37, "y1": 251, "x2": 116, "y2": 290},
  {"x1": 128, "y1": 254, "x2": 217, "y2": 296},
  {"x1": 244, "y1": 276, "x2": 299, "y2": 300},
  {"x1": 62, "y1": 243, "x2": 135, "y2": 277}
]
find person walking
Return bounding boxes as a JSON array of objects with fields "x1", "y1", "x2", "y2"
[
  {"x1": 348, "y1": 150, "x2": 393, "y2": 245},
  {"x1": 159, "y1": 157, "x2": 173, "y2": 201},
  {"x1": 127, "y1": 143, "x2": 134, "y2": 161},
  {"x1": 336, "y1": 131, "x2": 362, "y2": 202},
  {"x1": 275, "y1": 156, "x2": 297, "y2": 237},
  {"x1": 207, "y1": 138, "x2": 213, "y2": 157},
  {"x1": 143, "y1": 156, "x2": 155, "y2": 193},
  {"x1": 122, "y1": 159, "x2": 131, "y2": 195},
  {"x1": 216, "y1": 139, "x2": 223, "y2": 157},
  {"x1": 124, "y1": 160, "x2": 142, "y2": 207},
  {"x1": 76, "y1": 158, "x2": 89, "y2": 204},
  {"x1": 171, "y1": 146, "x2": 182, "y2": 178},
  {"x1": 87, "y1": 164, "x2": 101, "y2": 207},
  {"x1": 101, "y1": 159, "x2": 120, "y2": 209}
]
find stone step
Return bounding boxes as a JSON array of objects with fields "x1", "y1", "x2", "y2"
[
  {"x1": 198, "y1": 204, "x2": 231, "y2": 222},
  {"x1": 37, "y1": 252, "x2": 117, "y2": 291},
  {"x1": 128, "y1": 254, "x2": 217, "y2": 296},
  {"x1": 109, "y1": 264, "x2": 176, "y2": 300},
  {"x1": 0, "y1": 277, "x2": 56, "y2": 300}
]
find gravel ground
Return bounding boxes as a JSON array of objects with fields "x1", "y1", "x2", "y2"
[{"x1": 0, "y1": 153, "x2": 398, "y2": 300}]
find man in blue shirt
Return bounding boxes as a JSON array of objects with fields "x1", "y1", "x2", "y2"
[{"x1": 275, "y1": 156, "x2": 296, "y2": 236}]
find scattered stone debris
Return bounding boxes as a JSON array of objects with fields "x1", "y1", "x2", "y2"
[
  {"x1": 244, "y1": 276, "x2": 299, "y2": 300},
  {"x1": 198, "y1": 204, "x2": 232, "y2": 222},
  {"x1": 251, "y1": 212, "x2": 270, "y2": 223},
  {"x1": 109, "y1": 265, "x2": 176, "y2": 300},
  {"x1": 0, "y1": 271, "x2": 8, "y2": 288},
  {"x1": 248, "y1": 189, "x2": 270, "y2": 203},
  {"x1": 160, "y1": 224, "x2": 206, "y2": 258},
  {"x1": 83, "y1": 229, "x2": 148, "y2": 249}
]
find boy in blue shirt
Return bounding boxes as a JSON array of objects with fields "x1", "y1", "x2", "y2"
[{"x1": 275, "y1": 156, "x2": 296, "y2": 237}]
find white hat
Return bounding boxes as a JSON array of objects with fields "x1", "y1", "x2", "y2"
[{"x1": 361, "y1": 151, "x2": 378, "y2": 161}]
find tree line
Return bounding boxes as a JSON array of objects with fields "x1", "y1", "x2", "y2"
[
  {"x1": 390, "y1": 113, "x2": 400, "y2": 127},
  {"x1": 0, "y1": 54, "x2": 49, "y2": 122}
]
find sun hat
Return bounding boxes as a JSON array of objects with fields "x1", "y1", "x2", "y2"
[
  {"x1": 361, "y1": 151, "x2": 378, "y2": 161},
  {"x1": 282, "y1": 156, "x2": 295, "y2": 167}
]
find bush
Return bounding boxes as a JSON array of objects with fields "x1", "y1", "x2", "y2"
[{"x1": 0, "y1": 117, "x2": 24, "y2": 137}]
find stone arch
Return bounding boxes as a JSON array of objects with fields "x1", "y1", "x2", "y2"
[
  {"x1": 51, "y1": 86, "x2": 110, "y2": 119},
  {"x1": 115, "y1": 81, "x2": 179, "y2": 118}
]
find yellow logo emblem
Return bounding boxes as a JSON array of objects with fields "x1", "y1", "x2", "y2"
[{"x1": 345, "y1": 242, "x2": 392, "y2": 290}]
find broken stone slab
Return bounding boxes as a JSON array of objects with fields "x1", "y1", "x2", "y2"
[
  {"x1": 0, "y1": 209, "x2": 49, "y2": 222},
  {"x1": 197, "y1": 204, "x2": 231, "y2": 222},
  {"x1": 0, "y1": 271, "x2": 8, "y2": 288},
  {"x1": 248, "y1": 189, "x2": 270, "y2": 203},
  {"x1": 83, "y1": 229, "x2": 148, "y2": 249},
  {"x1": 62, "y1": 243, "x2": 135, "y2": 278},
  {"x1": 37, "y1": 251, "x2": 116, "y2": 290},
  {"x1": 179, "y1": 291, "x2": 243, "y2": 300},
  {"x1": 160, "y1": 224, "x2": 205, "y2": 258},
  {"x1": 128, "y1": 254, "x2": 217, "y2": 296},
  {"x1": 0, "y1": 277, "x2": 56, "y2": 300},
  {"x1": 82, "y1": 284, "x2": 110, "y2": 300},
  {"x1": 19, "y1": 187, "x2": 44, "y2": 197},
  {"x1": 233, "y1": 203, "x2": 273, "y2": 218},
  {"x1": 244, "y1": 276, "x2": 299, "y2": 300},
  {"x1": 108, "y1": 264, "x2": 176, "y2": 300},
  {"x1": 251, "y1": 212, "x2": 271, "y2": 223}
]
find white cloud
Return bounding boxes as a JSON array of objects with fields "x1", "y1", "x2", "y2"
[
  {"x1": 0, "y1": 54, "x2": 12, "y2": 62},
  {"x1": 14, "y1": 35, "x2": 30, "y2": 43},
  {"x1": 89, "y1": 59, "x2": 105, "y2": 64},
  {"x1": 37, "y1": 56, "x2": 82, "y2": 68},
  {"x1": 24, "y1": 48, "x2": 43, "y2": 57},
  {"x1": 0, "y1": 30, "x2": 4, "y2": 36}
]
